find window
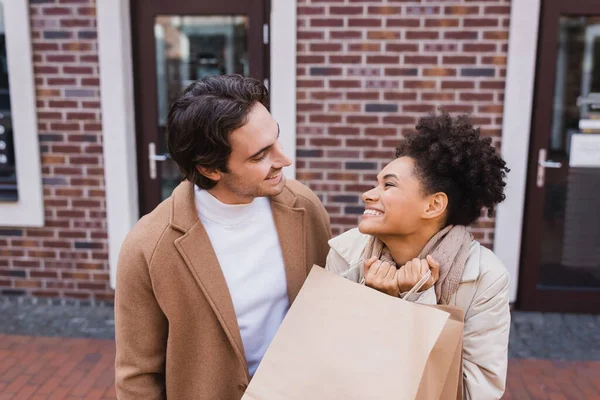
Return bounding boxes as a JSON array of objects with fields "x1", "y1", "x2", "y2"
[
  {"x1": 0, "y1": 4, "x2": 16, "y2": 201},
  {"x1": 0, "y1": 0, "x2": 43, "y2": 227}
]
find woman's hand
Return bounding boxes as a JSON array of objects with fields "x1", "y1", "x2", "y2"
[
  {"x1": 396, "y1": 255, "x2": 440, "y2": 293},
  {"x1": 363, "y1": 256, "x2": 399, "y2": 297}
]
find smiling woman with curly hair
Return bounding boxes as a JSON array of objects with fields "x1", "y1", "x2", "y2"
[{"x1": 326, "y1": 110, "x2": 511, "y2": 400}]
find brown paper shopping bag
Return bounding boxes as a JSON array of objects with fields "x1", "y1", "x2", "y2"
[{"x1": 242, "y1": 266, "x2": 464, "y2": 400}]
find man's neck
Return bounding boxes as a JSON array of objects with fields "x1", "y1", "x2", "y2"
[
  {"x1": 379, "y1": 225, "x2": 440, "y2": 266},
  {"x1": 207, "y1": 187, "x2": 253, "y2": 205}
]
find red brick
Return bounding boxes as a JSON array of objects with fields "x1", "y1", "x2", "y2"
[
  {"x1": 464, "y1": 43, "x2": 497, "y2": 52},
  {"x1": 346, "y1": 92, "x2": 379, "y2": 100},
  {"x1": 404, "y1": 104, "x2": 436, "y2": 113},
  {"x1": 330, "y1": 30, "x2": 363, "y2": 40},
  {"x1": 367, "y1": 31, "x2": 401, "y2": 40},
  {"x1": 443, "y1": 56, "x2": 477, "y2": 64},
  {"x1": 310, "y1": 18, "x2": 343, "y2": 28},
  {"x1": 387, "y1": 18, "x2": 420, "y2": 27},
  {"x1": 422, "y1": 93, "x2": 456, "y2": 101},
  {"x1": 310, "y1": 43, "x2": 343, "y2": 52},
  {"x1": 368, "y1": 6, "x2": 402, "y2": 14},
  {"x1": 367, "y1": 55, "x2": 399, "y2": 64},
  {"x1": 43, "y1": 7, "x2": 72, "y2": 16},
  {"x1": 309, "y1": 114, "x2": 343, "y2": 124},
  {"x1": 329, "y1": 55, "x2": 361, "y2": 64},
  {"x1": 60, "y1": 18, "x2": 92, "y2": 28},
  {"x1": 405, "y1": 56, "x2": 437, "y2": 64},
  {"x1": 384, "y1": 92, "x2": 418, "y2": 101},
  {"x1": 348, "y1": 43, "x2": 381, "y2": 52},
  {"x1": 424, "y1": 68, "x2": 457, "y2": 77},
  {"x1": 445, "y1": 6, "x2": 480, "y2": 15},
  {"x1": 349, "y1": 19, "x2": 382, "y2": 27},
  {"x1": 365, "y1": 128, "x2": 396, "y2": 137},
  {"x1": 347, "y1": 115, "x2": 379, "y2": 124},
  {"x1": 330, "y1": 6, "x2": 363, "y2": 15},
  {"x1": 329, "y1": 80, "x2": 361, "y2": 89},
  {"x1": 425, "y1": 18, "x2": 459, "y2": 27},
  {"x1": 386, "y1": 44, "x2": 419, "y2": 54},
  {"x1": 404, "y1": 80, "x2": 437, "y2": 89},
  {"x1": 297, "y1": 6, "x2": 325, "y2": 15},
  {"x1": 464, "y1": 18, "x2": 499, "y2": 27},
  {"x1": 406, "y1": 31, "x2": 439, "y2": 40}
]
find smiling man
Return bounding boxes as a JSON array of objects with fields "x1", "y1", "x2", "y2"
[{"x1": 114, "y1": 75, "x2": 331, "y2": 399}]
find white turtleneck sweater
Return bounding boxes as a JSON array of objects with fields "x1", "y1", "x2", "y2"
[{"x1": 194, "y1": 186, "x2": 289, "y2": 376}]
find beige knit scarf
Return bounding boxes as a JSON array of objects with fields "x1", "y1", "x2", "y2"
[{"x1": 362, "y1": 225, "x2": 472, "y2": 305}]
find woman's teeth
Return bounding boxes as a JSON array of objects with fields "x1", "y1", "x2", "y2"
[{"x1": 363, "y1": 209, "x2": 383, "y2": 216}]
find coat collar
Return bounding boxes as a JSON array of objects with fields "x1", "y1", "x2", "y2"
[{"x1": 170, "y1": 181, "x2": 307, "y2": 377}]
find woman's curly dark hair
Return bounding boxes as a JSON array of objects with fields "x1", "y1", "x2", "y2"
[{"x1": 395, "y1": 110, "x2": 509, "y2": 227}]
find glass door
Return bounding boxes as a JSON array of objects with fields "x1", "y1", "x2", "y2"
[
  {"x1": 521, "y1": 0, "x2": 600, "y2": 313},
  {"x1": 131, "y1": 0, "x2": 268, "y2": 214}
]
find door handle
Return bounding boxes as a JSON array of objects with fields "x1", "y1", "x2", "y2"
[
  {"x1": 536, "y1": 148, "x2": 563, "y2": 187},
  {"x1": 539, "y1": 160, "x2": 562, "y2": 168},
  {"x1": 148, "y1": 142, "x2": 170, "y2": 180}
]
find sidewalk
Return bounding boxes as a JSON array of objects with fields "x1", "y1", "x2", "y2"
[
  {"x1": 1, "y1": 334, "x2": 599, "y2": 399},
  {"x1": 1, "y1": 296, "x2": 599, "y2": 399}
]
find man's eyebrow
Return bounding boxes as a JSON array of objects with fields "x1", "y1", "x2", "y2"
[
  {"x1": 246, "y1": 124, "x2": 280, "y2": 160},
  {"x1": 382, "y1": 173, "x2": 399, "y2": 180}
]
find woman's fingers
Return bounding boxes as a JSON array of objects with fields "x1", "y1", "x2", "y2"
[
  {"x1": 426, "y1": 255, "x2": 440, "y2": 283},
  {"x1": 363, "y1": 256, "x2": 378, "y2": 277},
  {"x1": 384, "y1": 262, "x2": 396, "y2": 280}
]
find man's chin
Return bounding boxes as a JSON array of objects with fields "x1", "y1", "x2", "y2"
[{"x1": 264, "y1": 176, "x2": 286, "y2": 196}]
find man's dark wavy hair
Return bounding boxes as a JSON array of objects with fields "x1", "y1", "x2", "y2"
[
  {"x1": 166, "y1": 75, "x2": 269, "y2": 190},
  {"x1": 396, "y1": 110, "x2": 510, "y2": 226}
]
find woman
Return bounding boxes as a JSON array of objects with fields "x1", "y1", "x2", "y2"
[{"x1": 326, "y1": 111, "x2": 511, "y2": 400}]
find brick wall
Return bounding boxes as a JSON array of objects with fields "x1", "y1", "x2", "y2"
[
  {"x1": 295, "y1": 0, "x2": 511, "y2": 246},
  {"x1": 0, "y1": 0, "x2": 111, "y2": 302},
  {"x1": 0, "y1": 0, "x2": 511, "y2": 301}
]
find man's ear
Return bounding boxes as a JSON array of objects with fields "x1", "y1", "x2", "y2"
[
  {"x1": 422, "y1": 192, "x2": 448, "y2": 221},
  {"x1": 196, "y1": 166, "x2": 222, "y2": 182}
]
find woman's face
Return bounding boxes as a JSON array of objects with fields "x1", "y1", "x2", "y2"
[{"x1": 358, "y1": 157, "x2": 431, "y2": 237}]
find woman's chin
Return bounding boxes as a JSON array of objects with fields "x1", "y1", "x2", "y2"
[{"x1": 358, "y1": 220, "x2": 377, "y2": 235}]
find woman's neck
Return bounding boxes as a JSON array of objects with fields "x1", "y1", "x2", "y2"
[{"x1": 379, "y1": 226, "x2": 440, "y2": 266}]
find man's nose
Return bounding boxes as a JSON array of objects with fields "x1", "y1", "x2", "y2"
[{"x1": 273, "y1": 141, "x2": 292, "y2": 168}]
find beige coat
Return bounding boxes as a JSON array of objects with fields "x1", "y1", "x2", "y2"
[
  {"x1": 326, "y1": 228, "x2": 511, "y2": 400},
  {"x1": 115, "y1": 180, "x2": 331, "y2": 399}
]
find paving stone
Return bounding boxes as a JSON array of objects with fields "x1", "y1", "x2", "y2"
[{"x1": 1, "y1": 296, "x2": 599, "y2": 361}]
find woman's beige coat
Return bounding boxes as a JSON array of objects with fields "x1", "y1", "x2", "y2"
[{"x1": 326, "y1": 228, "x2": 511, "y2": 400}]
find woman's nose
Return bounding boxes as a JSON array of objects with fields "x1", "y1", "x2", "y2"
[{"x1": 362, "y1": 187, "x2": 379, "y2": 203}]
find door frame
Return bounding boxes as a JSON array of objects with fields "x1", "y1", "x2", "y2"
[
  {"x1": 519, "y1": 0, "x2": 600, "y2": 313},
  {"x1": 494, "y1": 0, "x2": 542, "y2": 304},
  {"x1": 131, "y1": 0, "x2": 269, "y2": 215},
  {"x1": 97, "y1": 0, "x2": 297, "y2": 288}
]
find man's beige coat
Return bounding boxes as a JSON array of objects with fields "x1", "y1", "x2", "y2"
[{"x1": 115, "y1": 180, "x2": 331, "y2": 399}]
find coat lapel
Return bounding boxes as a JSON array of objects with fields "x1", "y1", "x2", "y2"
[
  {"x1": 271, "y1": 193, "x2": 307, "y2": 304},
  {"x1": 170, "y1": 182, "x2": 249, "y2": 380}
]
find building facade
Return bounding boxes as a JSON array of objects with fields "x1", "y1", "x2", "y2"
[{"x1": 0, "y1": 0, "x2": 598, "y2": 313}]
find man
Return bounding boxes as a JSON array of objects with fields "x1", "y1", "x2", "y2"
[{"x1": 115, "y1": 75, "x2": 331, "y2": 399}]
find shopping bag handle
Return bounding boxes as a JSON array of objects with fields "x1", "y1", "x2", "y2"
[{"x1": 401, "y1": 270, "x2": 432, "y2": 299}]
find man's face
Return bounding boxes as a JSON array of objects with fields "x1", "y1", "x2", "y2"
[{"x1": 209, "y1": 103, "x2": 292, "y2": 204}]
